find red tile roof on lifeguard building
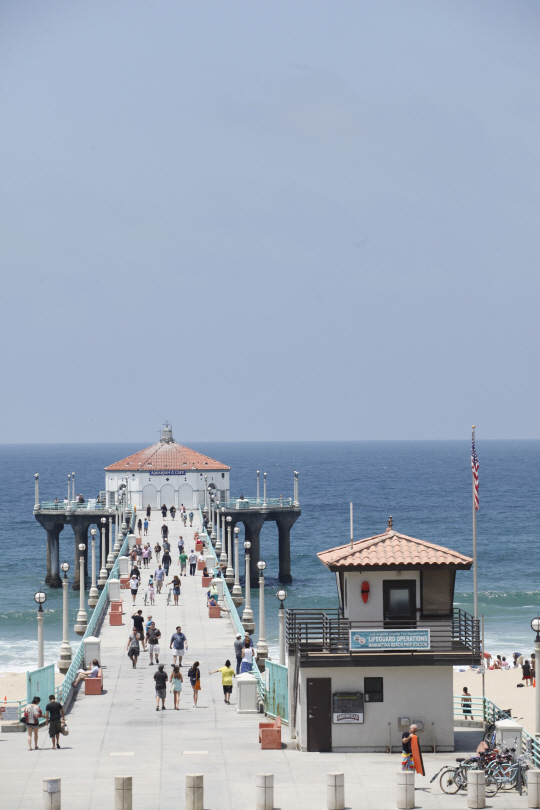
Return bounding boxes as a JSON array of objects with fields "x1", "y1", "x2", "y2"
[
  {"x1": 317, "y1": 527, "x2": 472, "y2": 570},
  {"x1": 105, "y1": 442, "x2": 230, "y2": 472}
]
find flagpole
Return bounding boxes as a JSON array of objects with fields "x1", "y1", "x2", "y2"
[{"x1": 472, "y1": 425, "x2": 478, "y2": 621}]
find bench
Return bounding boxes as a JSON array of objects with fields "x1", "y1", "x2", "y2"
[
  {"x1": 84, "y1": 668, "x2": 103, "y2": 695},
  {"x1": 208, "y1": 605, "x2": 221, "y2": 618},
  {"x1": 259, "y1": 716, "x2": 281, "y2": 749}
]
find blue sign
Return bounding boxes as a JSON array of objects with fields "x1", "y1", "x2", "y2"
[
  {"x1": 350, "y1": 629, "x2": 430, "y2": 651},
  {"x1": 149, "y1": 470, "x2": 186, "y2": 476}
]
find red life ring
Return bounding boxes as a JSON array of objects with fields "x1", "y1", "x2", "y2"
[{"x1": 361, "y1": 581, "x2": 370, "y2": 604}]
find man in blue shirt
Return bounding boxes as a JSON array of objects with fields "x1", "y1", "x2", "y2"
[
  {"x1": 170, "y1": 626, "x2": 188, "y2": 666},
  {"x1": 154, "y1": 564, "x2": 165, "y2": 593}
]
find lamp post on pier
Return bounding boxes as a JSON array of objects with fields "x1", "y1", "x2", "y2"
[
  {"x1": 215, "y1": 505, "x2": 221, "y2": 554},
  {"x1": 210, "y1": 494, "x2": 217, "y2": 543},
  {"x1": 88, "y1": 528, "x2": 99, "y2": 607},
  {"x1": 67, "y1": 474, "x2": 71, "y2": 504},
  {"x1": 256, "y1": 560, "x2": 269, "y2": 668},
  {"x1": 263, "y1": 473, "x2": 267, "y2": 506},
  {"x1": 219, "y1": 515, "x2": 228, "y2": 568},
  {"x1": 74, "y1": 543, "x2": 88, "y2": 636},
  {"x1": 257, "y1": 471, "x2": 260, "y2": 502},
  {"x1": 225, "y1": 516, "x2": 234, "y2": 587},
  {"x1": 58, "y1": 562, "x2": 72, "y2": 673},
  {"x1": 532, "y1": 616, "x2": 540, "y2": 736},
  {"x1": 34, "y1": 473, "x2": 40, "y2": 510},
  {"x1": 98, "y1": 518, "x2": 108, "y2": 587},
  {"x1": 277, "y1": 589, "x2": 288, "y2": 665},
  {"x1": 204, "y1": 475, "x2": 208, "y2": 514},
  {"x1": 216, "y1": 508, "x2": 224, "y2": 557},
  {"x1": 242, "y1": 541, "x2": 255, "y2": 634},
  {"x1": 72, "y1": 472, "x2": 75, "y2": 502},
  {"x1": 34, "y1": 590, "x2": 46, "y2": 669},
  {"x1": 231, "y1": 526, "x2": 243, "y2": 607}
]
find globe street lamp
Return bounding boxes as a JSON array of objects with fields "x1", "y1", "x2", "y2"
[
  {"x1": 75, "y1": 544, "x2": 88, "y2": 636},
  {"x1": 34, "y1": 590, "x2": 47, "y2": 669},
  {"x1": 256, "y1": 560, "x2": 269, "y2": 666},
  {"x1": 58, "y1": 562, "x2": 72, "y2": 673},
  {"x1": 231, "y1": 526, "x2": 243, "y2": 608},
  {"x1": 225, "y1": 516, "x2": 234, "y2": 587},
  {"x1": 532, "y1": 616, "x2": 540, "y2": 735},
  {"x1": 219, "y1": 516, "x2": 228, "y2": 568},
  {"x1": 88, "y1": 528, "x2": 99, "y2": 607},
  {"x1": 242, "y1": 541, "x2": 255, "y2": 635},
  {"x1": 277, "y1": 589, "x2": 288, "y2": 665},
  {"x1": 214, "y1": 505, "x2": 221, "y2": 553},
  {"x1": 210, "y1": 494, "x2": 217, "y2": 542},
  {"x1": 98, "y1": 517, "x2": 108, "y2": 587},
  {"x1": 215, "y1": 508, "x2": 224, "y2": 557}
]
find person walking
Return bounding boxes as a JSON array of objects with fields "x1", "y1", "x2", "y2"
[
  {"x1": 146, "y1": 504, "x2": 151, "y2": 519},
  {"x1": 182, "y1": 512, "x2": 187, "y2": 527},
  {"x1": 240, "y1": 637, "x2": 254, "y2": 673},
  {"x1": 45, "y1": 694, "x2": 65, "y2": 749},
  {"x1": 129, "y1": 573, "x2": 139, "y2": 606},
  {"x1": 162, "y1": 550, "x2": 172, "y2": 576},
  {"x1": 144, "y1": 518, "x2": 149, "y2": 536},
  {"x1": 461, "y1": 687, "x2": 472, "y2": 720},
  {"x1": 161, "y1": 504, "x2": 167, "y2": 519},
  {"x1": 170, "y1": 505, "x2": 176, "y2": 520},
  {"x1": 137, "y1": 517, "x2": 142, "y2": 535},
  {"x1": 210, "y1": 659, "x2": 236, "y2": 704},
  {"x1": 142, "y1": 545, "x2": 150, "y2": 569},
  {"x1": 166, "y1": 575, "x2": 181, "y2": 606},
  {"x1": 188, "y1": 549, "x2": 197, "y2": 576},
  {"x1": 24, "y1": 696, "x2": 42, "y2": 750},
  {"x1": 179, "y1": 549, "x2": 188, "y2": 576},
  {"x1": 178, "y1": 536, "x2": 185, "y2": 554},
  {"x1": 170, "y1": 626, "x2": 188, "y2": 666},
  {"x1": 147, "y1": 622, "x2": 161, "y2": 665},
  {"x1": 170, "y1": 665, "x2": 184, "y2": 709},
  {"x1": 234, "y1": 633, "x2": 244, "y2": 675},
  {"x1": 131, "y1": 610, "x2": 146, "y2": 650},
  {"x1": 189, "y1": 511, "x2": 194, "y2": 527},
  {"x1": 188, "y1": 661, "x2": 201, "y2": 707},
  {"x1": 154, "y1": 563, "x2": 165, "y2": 593},
  {"x1": 154, "y1": 664, "x2": 167, "y2": 711},
  {"x1": 154, "y1": 541, "x2": 161, "y2": 562},
  {"x1": 127, "y1": 628, "x2": 141, "y2": 668},
  {"x1": 148, "y1": 577, "x2": 155, "y2": 605},
  {"x1": 136, "y1": 543, "x2": 143, "y2": 567}
]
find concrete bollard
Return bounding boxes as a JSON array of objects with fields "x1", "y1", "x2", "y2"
[
  {"x1": 327, "y1": 772, "x2": 345, "y2": 810},
  {"x1": 43, "y1": 778, "x2": 61, "y2": 810},
  {"x1": 256, "y1": 773, "x2": 274, "y2": 810},
  {"x1": 467, "y1": 769, "x2": 485, "y2": 809},
  {"x1": 186, "y1": 774, "x2": 204, "y2": 810},
  {"x1": 529, "y1": 770, "x2": 540, "y2": 808},
  {"x1": 114, "y1": 776, "x2": 132, "y2": 810},
  {"x1": 396, "y1": 771, "x2": 415, "y2": 810}
]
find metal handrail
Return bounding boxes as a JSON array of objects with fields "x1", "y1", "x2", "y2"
[
  {"x1": 220, "y1": 497, "x2": 293, "y2": 510},
  {"x1": 38, "y1": 501, "x2": 127, "y2": 512}
]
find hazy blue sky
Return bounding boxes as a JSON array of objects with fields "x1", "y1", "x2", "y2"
[{"x1": 1, "y1": 2, "x2": 539, "y2": 443}]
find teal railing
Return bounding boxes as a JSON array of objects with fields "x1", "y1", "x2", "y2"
[
  {"x1": 220, "y1": 497, "x2": 293, "y2": 510},
  {"x1": 38, "y1": 501, "x2": 130, "y2": 512},
  {"x1": 198, "y1": 505, "x2": 266, "y2": 704}
]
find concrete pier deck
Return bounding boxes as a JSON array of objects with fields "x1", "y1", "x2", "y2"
[{"x1": 1, "y1": 511, "x2": 531, "y2": 809}]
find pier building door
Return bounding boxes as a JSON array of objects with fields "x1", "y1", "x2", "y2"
[
  {"x1": 306, "y1": 678, "x2": 331, "y2": 752},
  {"x1": 178, "y1": 483, "x2": 193, "y2": 509},
  {"x1": 141, "y1": 484, "x2": 157, "y2": 509},
  {"x1": 160, "y1": 484, "x2": 175, "y2": 508}
]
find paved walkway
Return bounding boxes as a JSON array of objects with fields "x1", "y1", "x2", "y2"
[{"x1": 0, "y1": 510, "x2": 532, "y2": 809}]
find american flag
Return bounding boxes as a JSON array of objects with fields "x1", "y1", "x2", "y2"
[{"x1": 471, "y1": 431, "x2": 479, "y2": 510}]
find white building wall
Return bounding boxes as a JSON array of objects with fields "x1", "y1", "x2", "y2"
[
  {"x1": 106, "y1": 470, "x2": 230, "y2": 509},
  {"x1": 296, "y1": 664, "x2": 454, "y2": 753},
  {"x1": 344, "y1": 570, "x2": 421, "y2": 622}
]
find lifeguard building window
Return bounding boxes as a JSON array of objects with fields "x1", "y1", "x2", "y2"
[
  {"x1": 383, "y1": 581, "x2": 416, "y2": 621},
  {"x1": 364, "y1": 677, "x2": 383, "y2": 703},
  {"x1": 421, "y1": 570, "x2": 454, "y2": 616}
]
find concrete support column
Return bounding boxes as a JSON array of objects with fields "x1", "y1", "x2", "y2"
[
  {"x1": 276, "y1": 518, "x2": 293, "y2": 584},
  {"x1": 37, "y1": 607, "x2": 44, "y2": 669},
  {"x1": 45, "y1": 525, "x2": 63, "y2": 587},
  {"x1": 243, "y1": 514, "x2": 266, "y2": 581},
  {"x1": 396, "y1": 771, "x2": 415, "y2": 810},
  {"x1": 467, "y1": 769, "x2": 485, "y2": 809},
  {"x1": 327, "y1": 773, "x2": 345, "y2": 810},
  {"x1": 43, "y1": 778, "x2": 61, "y2": 810},
  {"x1": 114, "y1": 776, "x2": 132, "y2": 810},
  {"x1": 528, "y1": 770, "x2": 540, "y2": 808},
  {"x1": 256, "y1": 773, "x2": 274, "y2": 810},
  {"x1": 186, "y1": 774, "x2": 203, "y2": 810}
]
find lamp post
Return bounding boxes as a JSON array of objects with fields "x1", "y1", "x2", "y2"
[
  {"x1": 242, "y1": 541, "x2": 255, "y2": 634},
  {"x1": 277, "y1": 589, "x2": 288, "y2": 665},
  {"x1": 107, "y1": 519, "x2": 118, "y2": 570},
  {"x1": 225, "y1": 516, "x2": 234, "y2": 587},
  {"x1": 34, "y1": 590, "x2": 47, "y2": 669},
  {"x1": 257, "y1": 471, "x2": 260, "y2": 502},
  {"x1": 215, "y1": 506, "x2": 221, "y2": 554},
  {"x1": 109, "y1": 509, "x2": 115, "y2": 559},
  {"x1": 67, "y1": 474, "x2": 71, "y2": 503},
  {"x1": 216, "y1": 508, "x2": 224, "y2": 557},
  {"x1": 219, "y1": 515, "x2": 228, "y2": 568},
  {"x1": 58, "y1": 562, "x2": 72, "y2": 673},
  {"x1": 231, "y1": 526, "x2": 243, "y2": 607},
  {"x1": 210, "y1": 495, "x2": 217, "y2": 542},
  {"x1": 34, "y1": 473, "x2": 40, "y2": 510},
  {"x1": 75, "y1": 543, "x2": 88, "y2": 635},
  {"x1": 88, "y1": 528, "x2": 99, "y2": 607},
  {"x1": 263, "y1": 472, "x2": 267, "y2": 506},
  {"x1": 204, "y1": 475, "x2": 208, "y2": 513},
  {"x1": 532, "y1": 616, "x2": 540, "y2": 736},
  {"x1": 98, "y1": 517, "x2": 108, "y2": 587},
  {"x1": 256, "y1": 560, "x2": 269, "y2": 666},
  {"x1": 72, "y1": 471, "x2": 75, "y2": 502}
]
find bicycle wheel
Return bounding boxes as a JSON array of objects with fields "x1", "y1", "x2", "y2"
[
  {"x1": 440, "y1": 769, "x2": 461, "y2": 794},
  {"x1": 485, "y1": 774, "x2": 499, "y2": 797}
]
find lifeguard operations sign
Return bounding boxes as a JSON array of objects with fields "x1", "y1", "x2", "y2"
[{"x1": 350, "y1": 629, "x2": 430, "y2": 651}]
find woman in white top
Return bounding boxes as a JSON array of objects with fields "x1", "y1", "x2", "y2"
[
  {"x1": 129, "y1": 575, "x2": 139, "y2": 606},
  {"x1": 240, "y1": 637, "x2": 254, "y2": 674}
]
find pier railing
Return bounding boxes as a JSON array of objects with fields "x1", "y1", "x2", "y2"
[
  {"x1": 38, "y1": 500, "x2": 131, "y2": 512},
  {"x1": 286, "y1": 608, "x2": 480, "y2": 658},
  {"x1": 219, "y1": 497, "x2": 294, "y2": 510},
  {"x1": 198, "y1": 505, "x2": 266, "y2": 704}
]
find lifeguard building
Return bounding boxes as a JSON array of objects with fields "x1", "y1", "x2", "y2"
[
  {"x1": 104, "y1": 424, "x2": 230, "y2": 510},
  {"x1": 286, "y1": 519, "x2": 479, "y2": 752}
]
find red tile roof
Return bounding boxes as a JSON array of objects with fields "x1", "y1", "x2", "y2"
[
  {"x1": 104, "y1": 441, "x2": 230, "y2": 472},
  {"x1": 317, "y1": 528, "x2": 472, "y2": 570}
]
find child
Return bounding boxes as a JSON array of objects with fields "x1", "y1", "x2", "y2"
[{"x1": 148, "y1": 577, "x2": 155, "y2": 605}]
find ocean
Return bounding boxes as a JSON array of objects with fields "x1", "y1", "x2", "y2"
[{"x1": 1, "y1": 440, "x2": 539, "y2": 673}]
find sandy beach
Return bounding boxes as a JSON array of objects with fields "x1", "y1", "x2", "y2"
[
  {"x1": 0, "y1": 672, "x2": 64, "y2": 703},
  {"x1": 454, "y1": 666, "x2": 536, "y2": 733}
]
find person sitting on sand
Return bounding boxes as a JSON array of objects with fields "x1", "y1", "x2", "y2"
[{"x1": 500, "y1": 657, "x2": 510, "y2": 670}]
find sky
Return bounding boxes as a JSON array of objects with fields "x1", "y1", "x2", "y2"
[{"x1": 1, "y1": 1, "x2": 539, "y2": 443}]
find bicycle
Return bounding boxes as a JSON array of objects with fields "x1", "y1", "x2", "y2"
[
  {"x1": 438, "y1": 758, "x2": 498, "y2": 797},
  {"x1": 488, "y1": 755, "x2": 529, "y2": 791}
]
